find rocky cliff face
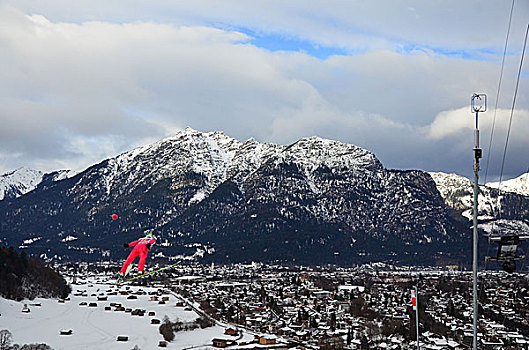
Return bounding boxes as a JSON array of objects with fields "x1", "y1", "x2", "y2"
[{"x1": 0, "y1": 128, "x2": 470, "y2": 265}]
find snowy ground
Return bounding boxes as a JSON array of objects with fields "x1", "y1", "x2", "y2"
[{"x1": 0, "y1": 278, "x2": 254, "y2": 349}]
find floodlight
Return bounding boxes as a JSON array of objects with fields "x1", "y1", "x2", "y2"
[
  {"x1": 471, "y1": 93, "x2": 487, "y2": 113},
  {"x1": 486, "y1": 235, "x2": 529, "y2": 273}
]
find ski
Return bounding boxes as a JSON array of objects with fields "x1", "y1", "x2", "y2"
[
  {"x1": 117, "y1": 261, "x2": 181, "y2": 285},
  {"x1": 125, "y1": 263, "x2": 135, "y2": 277}
]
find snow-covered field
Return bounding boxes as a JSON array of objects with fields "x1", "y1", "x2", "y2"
[{"x1": 0, "y1": 279, "x2": 250, "y2": 349}]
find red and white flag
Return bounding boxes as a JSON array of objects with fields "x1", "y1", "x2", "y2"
[{"x1": 411, "y1": 290, "x2": 417, "y2": 310}]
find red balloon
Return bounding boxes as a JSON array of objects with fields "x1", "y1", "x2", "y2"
[{"x1": 110, "y1": 214, "x2": 118, "y2": 220}]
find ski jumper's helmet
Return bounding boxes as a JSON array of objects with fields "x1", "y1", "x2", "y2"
[{"x1": 145, "y1": 233, "x2": 156, "y2": 240}]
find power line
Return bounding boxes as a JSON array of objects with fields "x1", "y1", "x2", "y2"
[
  {"x1": 497, "y1": 23, "x2": 528, "y2": 196},
  {"x1": 486, "y1": 23, "x2": 528, "y2": 260},
  {"x1": 485, "y1": 23, "x2": 528, "y2": 276},
  {"x1": 483, "y1": 0, "x2": 515, "y2": 186}
]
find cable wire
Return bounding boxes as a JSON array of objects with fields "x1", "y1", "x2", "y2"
[
  {"x1": 480, "y1": 22, "x2": 528, "y2": 321},
  {"x1": 486, "y1": 23, "x2": 529, "y2": 270},
  {"x1": 483, "y1": 0, "x2": 516, "y2": 186},
  {"x1": 496, "y1": 23, "x2": 528, "y2": 197},
  {"x1": 479, "y1": 1, "x2": 517, "y2": 306}
]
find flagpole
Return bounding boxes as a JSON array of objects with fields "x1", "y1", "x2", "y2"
[
  {"x1": 412, "y1": 286, "x2": 420, "y2": 349},
  {"x1": 415, "y1": 285, "x2": 420, "y2": 350}
]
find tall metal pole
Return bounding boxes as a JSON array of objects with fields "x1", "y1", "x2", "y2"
[
  {"x1": 471, "y1": 92, "x2": 485, "y2": 350},
  {"x1": 472, "y1": 110, "x2": 480, "y2": 350},
  {"x1": 415, "y1": 285, "x2": 420, "y2": 350}
]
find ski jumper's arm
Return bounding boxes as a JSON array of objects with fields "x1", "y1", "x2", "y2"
[{"x1": 127, "y1": 240, "x2": 139, "y2": 247}]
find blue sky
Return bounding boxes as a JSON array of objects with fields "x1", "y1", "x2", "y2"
[
  {"x1": 0, "y1": 0, "x2": 528, "y2": 180},
  {"x1": 236, "y1": 29, "x2": 351, "y2": 59}
]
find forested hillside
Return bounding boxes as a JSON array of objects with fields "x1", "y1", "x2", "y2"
[{"x1": 0, "y1": 246, "x2": 70, "y2": 300}]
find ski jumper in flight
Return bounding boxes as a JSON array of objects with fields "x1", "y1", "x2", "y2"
[{"x1": 120, "y1": 233, "x2": 157, "y2": 275}]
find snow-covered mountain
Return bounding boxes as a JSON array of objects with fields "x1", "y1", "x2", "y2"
[
  {"x1": 429, "y1": 172, "x2": 498, "y2": 220},
  {"x1": 429, "y1": 171, "x2": 529, "y2": 219},
  {"x1": 0, "y1": 128, "x2": 486, "y2": 265},
  {"x1": 0, "y1": 167, "x2": 76, "y2": 201},
  {"x1": 92, "y1": 128, "x2": 282, "y2": 203},
  {"x1": 487, "y1": 172, "x2": 529, "y2": 197},
  {"x1": 0, "y1": 167, "x2": 43, "y2": 200},
  {"x1": 429, "y1": 171, "x2": 529, "y2": 242}
]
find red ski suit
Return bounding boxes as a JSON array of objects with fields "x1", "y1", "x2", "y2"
[{"x1": 120, "y1": 236, "x2": 156, "y2": 274}]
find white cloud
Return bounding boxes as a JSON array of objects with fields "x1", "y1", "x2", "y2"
[
  {"x1": 427, "y1": 107, "x2": 472, "y2": 140},
  {"x1": 428, "y1": 108, "x2": 529, "y2": 140},
  {"x1": 0, "y1": 3, "x2": 528, "y2": 181},
  {"x1": 4, "y1": 1, "x2": 528, "y2": 53},
  {"x1": 0, "y1": 6, "x2": 258, "y2": 172}
]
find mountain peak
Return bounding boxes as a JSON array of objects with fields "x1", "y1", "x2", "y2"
[
  {"x1": 182, "y1": 126, "x2": 200, "y2": 134},
  {"x1": 3, "y1": 166, "x2": 41, "y2": 177},
  {"x1": 282, "y1": 135, "x2": 382, "y2": 172},
  {"x1": 178, "y1": 127, "x2": 228, "y2": 138}
]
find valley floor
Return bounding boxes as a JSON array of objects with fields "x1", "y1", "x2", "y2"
[{"x1": 0, "y1": 277, "x2": 255, "y2": 349}]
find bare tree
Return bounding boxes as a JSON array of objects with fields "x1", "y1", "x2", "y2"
[{"x1": 0, "y1": 330, "x2": 13, "y2": 350}]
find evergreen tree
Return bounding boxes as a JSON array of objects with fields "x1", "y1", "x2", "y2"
[
  {"x1": 226, "y1": 305, "x2": 235, "y2": 322},
  {"x1": 0, "y1": 246, "x2": 70, "y2": 300},
  {"x1": 310, "y1": 317, "x2": 317, "y2": 329},
  {"x1": 360, "y1": 335, "x2": 369, "y2": 350}
]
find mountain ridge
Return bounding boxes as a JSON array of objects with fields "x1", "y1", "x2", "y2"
[{"x1": 1, "y1": 128, "x2": 527, "y2": 266}]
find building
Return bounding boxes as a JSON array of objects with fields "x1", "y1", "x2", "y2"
[
  {"x1": 259, "y1": 334, "x2": 277, "y2": 345},
  {"x1": 212, "y1": 338, "x2": 228, "y2": 348}
]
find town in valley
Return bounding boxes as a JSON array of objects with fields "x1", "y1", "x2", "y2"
[{"x1": 49, "y1": 261, "x2": 529, "y2": 349}]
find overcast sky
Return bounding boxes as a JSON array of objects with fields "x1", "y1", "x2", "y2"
[{"x1": 1, "y1": 1, "x2": 528, "y2": 181}]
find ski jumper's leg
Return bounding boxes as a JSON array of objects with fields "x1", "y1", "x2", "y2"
[
  {"x1": 137, "y1": 246, "x2": 149, "y2": 272},
  {"x1": 120, "y1": 247, "x2": 140, "y2": 274}
]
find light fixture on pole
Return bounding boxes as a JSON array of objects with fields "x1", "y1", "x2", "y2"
[{"x1": 470, "y1": 92, "x2": 486, "y2": 350}]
